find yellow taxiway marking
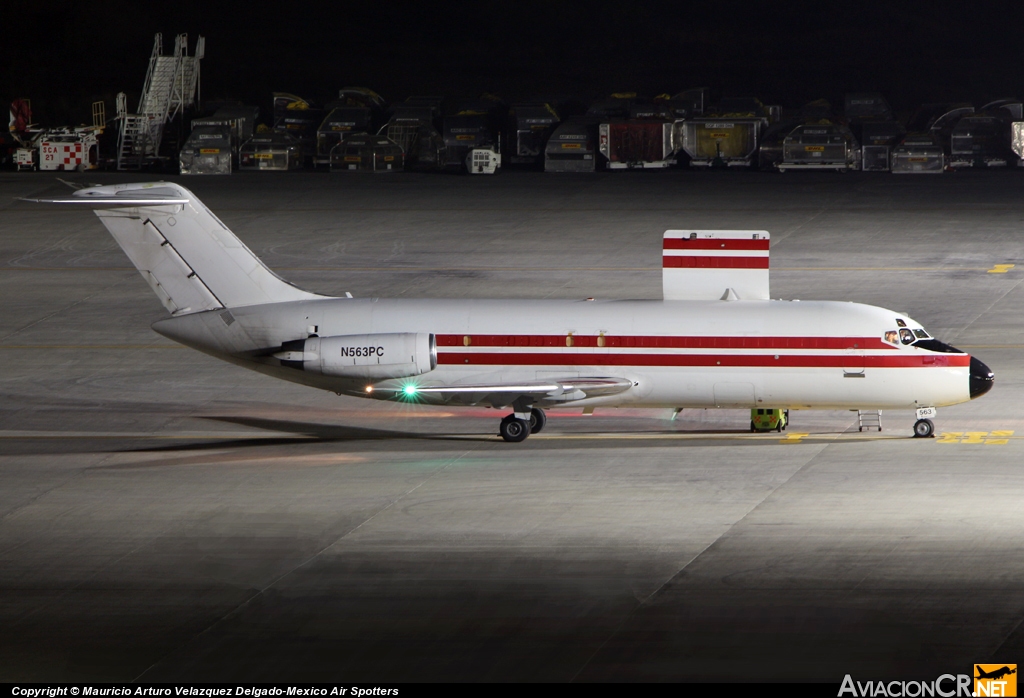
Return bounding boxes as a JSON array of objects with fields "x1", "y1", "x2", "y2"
[
  {"x1": 937, "y1": 430, "x2": 1014, "y2": 445},
  {"x1": 987, "y1": 264, "x2": 1016, "y2": 274},
  {"x1": 780, "y1": 432, "x2": 810, "y2": 444}
]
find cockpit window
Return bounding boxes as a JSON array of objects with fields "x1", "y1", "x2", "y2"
[
  {"x1": 884, "y1": 330, "x2": 899, "y2": 344},
  {"x1": 913, "y1": 329, "x2": 930, "y2": 339},
  {"x1": 896, "y1": 319, "x2": 907, "y2": 328},
  {"x1": 899, "y1": 328, "x2": 915, "y2": 345}
]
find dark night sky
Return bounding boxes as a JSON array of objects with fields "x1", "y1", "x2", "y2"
[{"x1": 4, "y1": 1, "x2": 1024, "y2": 125}]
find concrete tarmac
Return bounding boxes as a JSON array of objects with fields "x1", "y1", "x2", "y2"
[{"x1": 1, "y1": 170, "x2": 1022, "y2": 682}]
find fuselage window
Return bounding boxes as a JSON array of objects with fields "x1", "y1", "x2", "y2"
[
  {"x1": 899, "y1": 328, "x2": 915, "y2": 345},
  {"x1": 884, "y1": 330, "x2": 899, "y2": 344}
]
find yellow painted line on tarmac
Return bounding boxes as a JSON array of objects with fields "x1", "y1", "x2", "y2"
[
  {"x1": 780, "y1": 432, "x2": 810, "y2": 444},
  {"x1": 937, "y1": 430, "x2": 1014, "y2": 445},
  {"x1": 987, "y1": 264, "x2": 1015, "y2": 273}
]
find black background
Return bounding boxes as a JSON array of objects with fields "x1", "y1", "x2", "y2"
[{"x1": 3, "y1": 1, "x2": 1024, "y2": 127}]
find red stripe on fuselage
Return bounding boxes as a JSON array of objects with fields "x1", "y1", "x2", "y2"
[
  {"x1": 663, "y1": 255, "x2": 769, "y2": 269},
  {"x1": 436, "y1": 352, "x2": 970, "y2": 368},
  {"x1": 435, "y1": 334, "x2": 897, "y2": 350},
  {"x1": 663, "y1": 239, "x2": 770, "y2": 250}
]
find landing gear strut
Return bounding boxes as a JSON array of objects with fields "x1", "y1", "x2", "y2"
[{"x1": 913, "y1": 419, "x2": 935, "y2": 438}]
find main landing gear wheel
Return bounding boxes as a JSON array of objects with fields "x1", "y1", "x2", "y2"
[
  {"x1": 529, "y1": 408, "x2": 547, "y2": 434},
  {"x1": 913, "y1": 419, "x2": 935, "y2": 438},
  {"x1": 500, "y1": 414, "x2": 531, "y2": 442}
]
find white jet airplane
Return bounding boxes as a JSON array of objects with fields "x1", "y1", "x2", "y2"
[{"x1": 30, "y1": 182, "x2": 994, "y2": 442}]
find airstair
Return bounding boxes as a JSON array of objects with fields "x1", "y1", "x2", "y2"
[
  {"x1": 857, "y1": 410, "x2": 882, "y2": 432},
  {"x1": 117, "y1": 33, "x2": 204, "y2": 170}
]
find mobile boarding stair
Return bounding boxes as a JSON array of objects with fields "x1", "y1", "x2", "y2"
[{"x1": 117, "y1": 33, "x2": 204, "y2": 170}]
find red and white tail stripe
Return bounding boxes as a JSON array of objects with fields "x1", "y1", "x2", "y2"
[{"x1": 662, "y1": 230, "x2": 770, "y2": 301}]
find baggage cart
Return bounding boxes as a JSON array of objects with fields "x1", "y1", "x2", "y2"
[
  {"x1": 442, "y1": 113, "x2": 500, "y2": 174},
  {"x1": 777, "y1": 123, "x2": 857, "y2": 172},
  {"x1": 272, "y1": 93, "x2": 322, "y2": 151},
  {"x1": 859, "y1": 120, "x2": 904, "y2": 172},
  {"x1": 891, "y1": 134, "x2": 944, "y2": 173},
  {"x1": 681, "y1": 118, "x2": 763, "y2": 167},
  {"x1": 1012, "y1": 122, "x2": 1024, "y2": 166},
  {"x1": 544, "y1": 117, "x2": 596, "y2": 172},
  {"x1": 383, "y1": 106, "x2": 445, "y2": 171},
  {"x1": 329, "y1": 135, "x2": 404, "y2": 172},
  {"x1": 598, "y1": 121, "x2": 678, "y2": 169},
  {"x1": 508, "y1": 103, "x2": 560, "y2": 165},
  {"x1": 179, "y1": 125, "x2": 232, "y2": 175},
  {"x1": 316, "y1": 107, "x2": 372, "y2": 166},
  {"x1": 844, "y1": 93, "x2": 893, "y2": 122},
  {"x1": 949, "y1": 115, "x2": 1012, "y2": 168},
  {"x1": 191, "y1": 106, "x2": 259, "y2": 163},
  {"x1": 239, "y1": 132, "x2": 304, "y2": 171}
]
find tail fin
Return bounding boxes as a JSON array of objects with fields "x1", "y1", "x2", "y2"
[{"x1": 28, "y1": 182, "x2": 323, "y2": 315}]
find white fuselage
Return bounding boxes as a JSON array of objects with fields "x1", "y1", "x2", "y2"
[{"x1": 153, "y1": 297, "x2": 972, "y2": 411}]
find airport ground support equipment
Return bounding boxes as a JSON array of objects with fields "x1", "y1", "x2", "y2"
[
  {"x1": 892, "y1": 134, "x2": 945, "y2": 173},
  {"x1": 179, "y1": 125, "x2": 232, "y2": 174},
  {"x1": 545, "y1": 117, "x2": 597, "y2": 172},
  {"x1": 777, "y1": 123, "x2": 859, "y2": 172},
  {"x1": 117, "y1": 33, "x2": 204, "y2": 170},
  {"x1": 239, "y1": 132, "x2": 304, "y2": 171},
  {"x1": 329, "y1": 135, "x2": 404, "y2": 172},
  {"x1": 681, "y1": 118, "x2": 764, "y2": 167},
  {"x1": 751, "y1": 408, "x2": 788, "y2": 432}
]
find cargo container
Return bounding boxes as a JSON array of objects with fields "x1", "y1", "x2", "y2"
[
  {"x1": 949, "y1": 115, "x2": 1012, "y2": 168},
  {"x1": 191, "y1": 105, "x2": 259, "y2": 163},
  {"x1": 272, "y1": 93, "x2": 322, "y2": 152},
  {"x1": 891, "y1": 134, "x2": 944, "y2": 173},
  {"x1": 179, "y1": 125, "x2": 232, "y2": 175},
  {"x1": 681, "y1": 118, "x2": 763, "y2": 167},
  {"x1": 382, "y1": 106, "x2": 445, "y2": 171},
  {"x1": 316, "y1": 107, "x2": 372, "y2": 166},
  {"x1": 859, "y1": 121, "x2": 905, "y2": 172},
  {"x1": 1012, "y1": 122, "x2": 1024, "y2": 166},
  {"x1": 598, "y1": 121, "x2": 677, "y2": 169},
  {"x1": 329, "y1": 134, "x2": 404, "y2": 172},
  {"x1": 441, "y1": 112, "x2": 501, "y2": 174},
  {"x1": 507, "y1": 103, "x2": 560, "y2": 165},
  {"x1": 239, "y1": 132, "x2": 304, "y2": 171},
  {"x1": 844, "y1": 93, "x2": 893, "y2": 122},
  {"x1": 544, "y1": 117, "x2": 596, "y2": 172},
  {"x1": 777, "y1": 123, "x2": 858, "y2": 172}
]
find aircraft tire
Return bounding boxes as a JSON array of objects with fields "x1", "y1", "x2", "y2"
[
  {"x1": 913, "y1": 419, "x2": 935, "y2": 438},
  {"x1": 529, "y1": 408, "x2": 547, "y2": 434},
  {"x1": 500, "y1": 415, "x2": 531, "y2": 443}
]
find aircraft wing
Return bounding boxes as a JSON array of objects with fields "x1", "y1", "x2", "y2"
[{"x1": 380, "y1": 377, "x2": 634, "y2": 408}]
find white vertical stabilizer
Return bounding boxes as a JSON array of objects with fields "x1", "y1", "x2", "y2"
[
  {"x1": 44, "y1": 182, "x2": 323, "y2": 314},
  {"x1": 662, "y1": 230, "x2": 770, "y2": 301}
]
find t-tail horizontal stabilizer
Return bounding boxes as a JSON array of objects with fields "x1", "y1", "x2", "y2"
[
  {"x1": 662, "y1": 230, "x2": 770, "y2": 301},
  {"x1": 24, "y1": 182, "x2": 324, "y2": 314}
]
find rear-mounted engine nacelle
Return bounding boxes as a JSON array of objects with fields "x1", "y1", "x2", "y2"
[{"x1": 275, "y1": 332, "x2": 436, "y2": 380}]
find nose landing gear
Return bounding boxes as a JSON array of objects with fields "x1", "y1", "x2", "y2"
[{"x1": 913, "y1": 406, "x2": 937, "y2": 438}]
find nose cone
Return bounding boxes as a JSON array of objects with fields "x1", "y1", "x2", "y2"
[{"x1": 969, "y1": 356, "x2": 994, "y2": 399}]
